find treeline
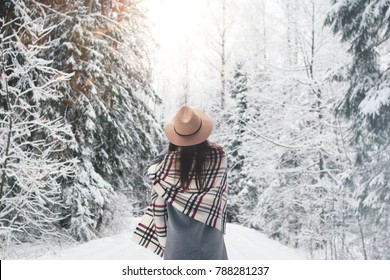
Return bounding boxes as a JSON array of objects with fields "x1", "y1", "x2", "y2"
[{"x1": 211, "y1": 0, "x2": 389, "y2": 259}]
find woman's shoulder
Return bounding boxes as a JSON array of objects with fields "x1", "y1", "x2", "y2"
[
  {"x1": 208, "y1": 141, "x2": 226, "y2": 154},
  {"x1": 207, "y1": 142, "x2": 227, "y2": 161}
]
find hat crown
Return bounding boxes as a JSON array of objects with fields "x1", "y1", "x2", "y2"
[
  {"x1": 164, "y1": 105, "x2": 212, "y2": 146},
  {"x1": 174, "y1": 106, "x2": 202, "y2": 136}
]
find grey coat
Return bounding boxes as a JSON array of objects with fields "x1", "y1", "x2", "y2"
[{"x1": 164, "y1": 202, "x2": 228, "y2": 260}]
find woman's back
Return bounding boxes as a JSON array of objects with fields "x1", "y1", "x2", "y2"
[
  {"x1": 163, "y1": 143, "x2": 228, "y2": 260},
  {"x1": 164, "y1": 202, "x2": 228, "y2": 260},
  {"x1": 131, "y1": 106, "x2": 229, "y2": 259}
]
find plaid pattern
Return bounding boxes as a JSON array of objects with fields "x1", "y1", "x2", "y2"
[{"x1": 131, "y1": 147, "x2": 228, "y2": 257}]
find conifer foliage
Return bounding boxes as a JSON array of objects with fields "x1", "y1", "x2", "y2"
[
  {"x1": 0, "y1": 0, "x2": 79, "y2": 249},
  {"x1": 325, "y1": 0, "x2": 390, "y2": 259},
  {"x1": 40, "y1": 0, "x2": 163, "y2": 241},
  {"x1": 0, "y1": 0, "x2": 162, "y2": 253},
  {"x1": 225, "y1": 62, "x2": 252, "y2": 222}
]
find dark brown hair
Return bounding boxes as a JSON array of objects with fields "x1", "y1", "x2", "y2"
[{"x1": 169, "y1": 140, "x2": 222, "y2": 191}]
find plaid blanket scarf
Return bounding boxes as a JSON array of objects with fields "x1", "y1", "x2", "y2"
[{"x1": 131, "y1": 147, "x2": 228, "y2": 257}]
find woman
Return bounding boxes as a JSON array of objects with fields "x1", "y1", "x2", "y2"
[{"x1": 131, "y1": 105, "x2": 228, "y2": 260}]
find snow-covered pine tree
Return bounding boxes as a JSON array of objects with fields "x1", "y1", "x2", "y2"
[
  {"x1": 0, "y1": 0, "x2": 78, "y2": 255},
  {"x1": 225, "y1": 62, "x2": 258, "y2": 223},
  {"x1": 36, "y1": 0, "x2": 163, "y2": 241},
  {"x1": 325, "y1": 0, "x2": 390, "y2": 259}
]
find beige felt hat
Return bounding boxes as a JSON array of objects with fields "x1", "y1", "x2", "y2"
[{"x1": 164, "y1": 105, "x2": 213, "y2": 146}]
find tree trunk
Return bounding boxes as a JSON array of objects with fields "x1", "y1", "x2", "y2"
[
  {"x1": 357, "y1": 215, "x2": 368, "y2": 260},
  {"x1": 260, "y1": 0, "x2": 267, "y2": 63},
  {"x1": 220, "y1": 0, "x2": 227, "y2": 110},
  {"x1": 182, "y1": 56, "x2": 190, "y2": 105},
  {"x1": 0, "y1": 72, "x2": 13, "y2": 213},
  {"x1": 86, "y1": 0, "x2": 94, "y2": 12},
  {"x1": 286, "y1": 0, "x2": 298, "y2": 66}
]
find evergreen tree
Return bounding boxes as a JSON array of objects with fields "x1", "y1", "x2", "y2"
[
  {"x1": 325, "y1": 0, "x2": 390, "y2": 259},
  {"x1": 1, "y1": 0, "x2": 163, "y2": 245},
  {"x1": 39, "y1": 0, "x2": 163, "y2": 240},
  {"x1": 225, "y1": 62, "x2": 254, "y2": 223},
  {"x1": 0, "y1": 0, "x2": 78, "y2": 251}
]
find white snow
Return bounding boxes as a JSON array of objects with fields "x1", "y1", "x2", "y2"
[
  {"x1": 359, "y1": 87, "x2": 390, "y2": 117},
  {"x1": 37, "y1": 217, "x2": 305, "y2": 260}
]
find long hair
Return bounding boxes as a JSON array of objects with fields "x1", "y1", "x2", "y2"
[{"x1": 169, "y1": 140, "x2": 222, "y2": 191}]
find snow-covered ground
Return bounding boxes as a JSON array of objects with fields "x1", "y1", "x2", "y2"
[{"x1": 37, "y1": 218, "x2": 305, "y2": 260}]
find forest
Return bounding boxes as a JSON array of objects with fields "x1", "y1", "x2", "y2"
[{"x1": 0, "y1": 0, "x2": 389, "y2": 260}]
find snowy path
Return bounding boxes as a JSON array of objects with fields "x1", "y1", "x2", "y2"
[{"x1": 39, "y1": 218, "x2": 305, "y2": 260}]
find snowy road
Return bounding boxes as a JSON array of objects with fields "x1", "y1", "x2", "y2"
[{"x1": 39, "y1": 218, "x2": 305, "y2": 260}]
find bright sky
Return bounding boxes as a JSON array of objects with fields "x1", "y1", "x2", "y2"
[
  {"x1": 140, "y1": 0, "x2": 212, "y2": 119},
  {"x1": 139, "y1": 0, "x2": 285, "y2": 120},
  {"x1": 142, "y1": 0, "x2": 203, "y2": 44}
]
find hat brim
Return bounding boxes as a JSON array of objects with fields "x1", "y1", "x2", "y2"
[{"x1": 164, "y1": 108, "x2": 213, "y2": 146}]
